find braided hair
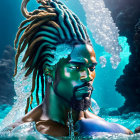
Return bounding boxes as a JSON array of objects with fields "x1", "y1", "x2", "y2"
[{"x1": 14, "y1": 0, "x2": 91, "y2": 114}]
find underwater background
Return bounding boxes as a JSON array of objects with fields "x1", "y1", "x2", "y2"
[{"x1": 0, "y1": 0, "x2": 140, "y2": 139}]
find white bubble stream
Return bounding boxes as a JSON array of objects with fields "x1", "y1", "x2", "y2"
[{"x1": 79, "y1": 0, "x2": 122, "y2": 69}]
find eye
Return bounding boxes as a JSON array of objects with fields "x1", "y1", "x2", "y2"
[
  {"x1": 89, "y1": 67, "x2": 95, "y2": 72},
  {"x1": 70, "y1": 66, "x2": 80, "y2": 70}
]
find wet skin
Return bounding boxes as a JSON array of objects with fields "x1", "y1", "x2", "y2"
[
  {"x1": 8, "y1": 43, "x2": 133, "y2": 137},
  {"x1": 53, "y1": 43, "x2": 97, "y2": 102}
]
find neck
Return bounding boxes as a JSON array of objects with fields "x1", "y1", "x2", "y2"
[{"x1": 42, "y1": 81, "x2": 80, "y2": 125}]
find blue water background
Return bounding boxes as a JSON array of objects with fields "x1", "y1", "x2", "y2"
[{"x1": 0, "y1": 0, "x2": 139, "y2": 136}]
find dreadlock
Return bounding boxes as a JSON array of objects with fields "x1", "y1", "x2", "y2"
[{"x1": 14, "y1": 0, "x2": 90, "y2": 114}]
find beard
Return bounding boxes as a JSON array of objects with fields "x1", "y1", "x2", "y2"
[
  {"x1": 70, "y1": 82, "x2": 93, "y2": 111},
  {"x1": 70, "y1": 96, "x2": 91, "y2": 111}
]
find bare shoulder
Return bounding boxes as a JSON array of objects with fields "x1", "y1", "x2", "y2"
[
  {"x1": 116, "y1": 123, "x2": 133, "y2": 134},
  {"x1": 6, "y1": 104, "x2": 43, "y2": 130},
  {"x1": 21, "y1": 104, "x2": 43, "y2": 122},
  {"x1": 84, "y1": 110, "x2": 104, "y2": 120}
]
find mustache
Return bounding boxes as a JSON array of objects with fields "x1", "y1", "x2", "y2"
[{"x1": 73, "y1": 82, "x2": 93, "y2": 94}]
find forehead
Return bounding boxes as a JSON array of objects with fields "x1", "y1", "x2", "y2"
[{"x1": 69, "y1": 44, "x2": 96, "y2": 65}]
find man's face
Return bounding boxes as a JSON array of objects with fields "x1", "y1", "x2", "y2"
[{"x1": 53, "y1": 43, "x2": 97, "y2": 104}]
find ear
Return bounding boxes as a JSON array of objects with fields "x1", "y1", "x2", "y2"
[
  {"x1": 43, "y1": 65, "x2": 56, "y2": 81},
  {"x1": 51, "y1": 65, "x2": 57, "y2": 81}
]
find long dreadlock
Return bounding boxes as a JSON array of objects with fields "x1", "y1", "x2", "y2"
[{"x1": 14, "y1": 0, "x2": 91, "y2": 114}]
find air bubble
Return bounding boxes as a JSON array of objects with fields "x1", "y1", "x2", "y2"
[{"x1": 99, "y1": 56, "x2": 107, "y2": 68}]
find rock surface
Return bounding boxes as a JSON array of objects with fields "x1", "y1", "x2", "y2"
[
  {"x1": 0, "y1": 46, "x2": 16, "y2": 105},
  {"x1": 135, "y1": 126, "x2": 140, "y2": 134},
  {"x1": 104, "y1": 0, "x2": 140, "y2": 113}
]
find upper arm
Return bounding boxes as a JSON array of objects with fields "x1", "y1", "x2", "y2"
[{"x1": 117, "y1": 124, "x2": 133, "y2": 134}]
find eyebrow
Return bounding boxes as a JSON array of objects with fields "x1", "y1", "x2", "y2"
[{"x1": 68, "y1": 61, "x2": 97, "y2": 66}]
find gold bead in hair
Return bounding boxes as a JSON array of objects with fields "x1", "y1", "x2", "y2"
[{"x1": 44, "y1": 68, "x2": 52, "y2": 77}]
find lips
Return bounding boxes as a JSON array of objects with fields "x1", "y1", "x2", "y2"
[
  {"x1": 73, "y1": 82, "x2": 93, "y2": 100},
  {"x1": 73, "y1": 82, "x2": 93, "y2": 91}
]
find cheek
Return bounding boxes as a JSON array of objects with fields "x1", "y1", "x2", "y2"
[
  {"x1": 64, "y1": 68, "x2": 81, "y2": 81},
  {"x1": 53, "y1": 68, "x2": 81, "y2": 98}
]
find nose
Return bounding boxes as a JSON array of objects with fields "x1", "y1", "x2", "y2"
[{"x1": 80, "y1": 68, "x2": 93, "y2": 82}]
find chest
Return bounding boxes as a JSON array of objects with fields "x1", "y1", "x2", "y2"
[{"x1": 35, "y1": 120, "x2": 69, "y2": 137}]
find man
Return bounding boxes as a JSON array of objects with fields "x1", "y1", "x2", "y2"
[{"x1": 7, "y1": 0, "x2": 132, "y2": 137}]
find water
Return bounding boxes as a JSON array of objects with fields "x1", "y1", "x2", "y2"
[
  {"x1": 0, "y1": 133, "x2": 140, "y2": 140},
  {"x1": 100, "y1": 108, "x2": 140, "y2": 133},
  {"x1": 0, "y1": 104, "x2": 12, "y2": 123},
  {"x1": 0, "y1": 105, "x2": 140, "y2": 139}
]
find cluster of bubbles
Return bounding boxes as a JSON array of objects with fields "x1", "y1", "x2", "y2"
[
  {"x1": 48, "y1": 44, "x2": 73, "y2": 66},
  {"x1": 0, "y1": 50, "x2": 32, "y2": 130},
  {"x1": 91, "y1": 98, "x2": 100, "y2": 114},
  {"x1": 99, "y1": 56, "x2": 107, "y2": 68},
  {"x1": 79, "y1": 0, "x2": 122, "y2": 69}
]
